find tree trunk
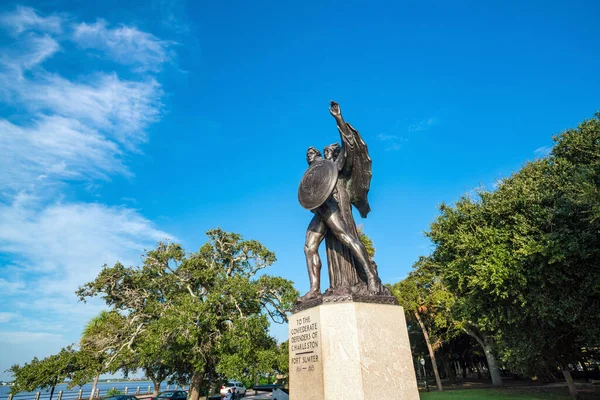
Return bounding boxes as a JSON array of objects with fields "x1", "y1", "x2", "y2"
[
  {"x1": 152, "y1": 380, "x2": 161, "y2": 397},
  {"x1": 89, "y1": 374, "x2": 99, "y2": 400},
  {"x1": 49, "y1": 385, "x2": 56, "y2": 400},
  {"x1": 443, "y1": 357, "x2": 456, "y2": 383},
  {"x1": 188, "y1": 371, "x2": 204, "y2": 400},
  {"x1": 561, "y1": 367, "x2": 580, "y2": 399},
  {"x1": 463, "y1": 327, "x2": 502, "y2": 386},
  {"x1": 414, "y1": 311, "x2": 443, "y2": 391}
]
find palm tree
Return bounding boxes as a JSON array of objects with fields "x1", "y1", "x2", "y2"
[{"x1": 80, "y1": 311, "x2": 125, "y2": 400}]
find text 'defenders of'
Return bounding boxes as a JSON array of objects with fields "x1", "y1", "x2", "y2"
[{"x1": 290, "y1": 315, "x2": 320, "y2": 372}]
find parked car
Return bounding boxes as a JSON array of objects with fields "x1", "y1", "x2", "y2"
[
  {"x1": 219, "y1": 381, "x2": 246, "y2": 397},
  {"x1": 102, "y1": 396, "x2": 139, "y2": 400},
  {"x1": 272, "y1": 388, "x2": 289, "y2": 400},
  {"x1": 150, "y1": 391, "x2": 187, "y2": 400},
  {"x1": 251, "y1": 384, "x2": 282, "y2": 393}
]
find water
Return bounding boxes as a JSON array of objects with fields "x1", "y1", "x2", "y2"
[{"x1": 0, "y1": 381, "x2": 182, "y2": 400}]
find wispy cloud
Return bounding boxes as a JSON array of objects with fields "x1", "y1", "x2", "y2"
[
  {"x1": 0, "y1": 312, "x2": 19, "y2": 323},
  {"x1": 534, "y1": 145, "x2": 552, "y2": 157},
  {"x1": 13, "y1": 72, "x2": 162, "y2": 143},
  {"x1": 151, "y1": 0, "x2": 190, "y2": 34},
  {"x1": 0, "y1": 331, "x2": 67, "y2": 346},
  {"x1": 0, "y1": 331, "x2": 71, "y2": 374},
  {"x1": 0, "y1": 6, "x2": 176, "y2": 377},
  {"x1": 0, "y1": 116, "x2": 126, "y2": 194},
  {"x1": 376, "y1": 133, "x2": 399, "y2": 141},
  {"x1": 0, "y1": 33, "x2": 60, "y2": 73},
  {"x1": 0, "y1": 197, "x2": 172, "y2": 276},
  {"x1": 0, "y1": 196, "x2": 173, "y2": 377},
  {"x1": 0, "y1": 278, "x2": 26, "y2": 295},
  {"x1": 73, "y1": 20, "x2": 174, "y2": 72},
  {"x1": 0, "y1": 197, "x2": 173, "y2": 331},
  {"x1": 0, "y1": 8, "x2": 164, "y2": 197},
  {"x1": 409, "y1": 116, "x2": 439, "y2": 132},
  {"x1": 375, "y1": 133, "x2": 407, "y2": 151},
  {"x1": 376, "y1": 116, "x2": 439, "y2": 152},
  {"x1": 0, "y1": 5, "x2": 62, "y2": 35},
  {"x1": 384, "y1": 143, "x2": 403, "y2": 152}
]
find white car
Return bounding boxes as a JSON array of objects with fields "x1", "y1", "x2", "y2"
[{"x1": 219, "y1": 381, "x2": 246, "y2": 397}]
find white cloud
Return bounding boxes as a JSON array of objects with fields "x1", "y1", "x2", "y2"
[
  {"x1": 0, "y1": 6, "x2": 63, "y2": 35},
  {"x1": 376, "y1": 133, "x2": 398, "y2": 141},
  {"x1": 151, "y1": 0, "x2": 190, "y2": 34},
  {"x1": 0, "y1": 331, "x2": 71, "y2": 378},
  {"x1": 0, "y1": 13, "x2": 164, "y2": 197},
  {"x1": 0, "y1": 197, "x2": 172, "y2": 280},
  {"x1": 0, "y1": 312, "x2": 18, "y2": 323},
  {"x1": 534, "y1": 145, "x2": 552, "y2": 157},
  {"x1": 375, "y1": 133, "x2": 407, "y2": 151},
  {"x1": 0, "y1": 70, "x2": 162, "y2": 146},
  {"x1": 409, "y1": 117, "x2": 439, "y2": 132},
  {"x1": 0, "y1": 278, "x2": 26, "y2": 295},
  {"x1": 0, "y1": 116, "x2": 126, "y2": 194},
  {"x1": 73, "y1": 20, "x2": 173, "y2": 72},
  {"x1": 0, "y1": 33, "x2": 60, "y2": 74},
  {"x1": 0, "y1": 331, "x2": 67, "y2": 345},
  {"x1": 0, "y1": 6, "x2": 178, "y2": 379},
  {"x1": 385, "y1": 143, "x2": 402, "y2": 152},
  {"x1": 0, "y1": 198, "x2": 173, "y2": 379}
]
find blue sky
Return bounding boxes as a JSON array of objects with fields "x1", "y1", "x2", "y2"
[{"x1": 0, "y1": 0, "x2": 599, "y2": 380}]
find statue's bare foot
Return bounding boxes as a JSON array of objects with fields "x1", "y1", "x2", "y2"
[{"x1": 297, "y1": 289, "x2": 322, "y2": 303}]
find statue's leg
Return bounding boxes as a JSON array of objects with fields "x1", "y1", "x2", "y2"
[
  {"x1": 318, "y1": 202, "x2": 383, "y2": 294},
  {"x1": 299, "y1": 214, "x2": 326, "y2": 301}
]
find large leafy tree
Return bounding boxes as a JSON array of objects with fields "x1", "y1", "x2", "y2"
[
  {"x1": 426, "y1": 113, "x2": 600, "y2": 397},
  {"x1": 77, "y1": 229, "x2": 297, "y2": 400},
  {"x1": 492, "y1": 114, "x2": 600, "y2": 395},
  {"x1": 427, "y1": 193, "x2": 507, "y2": 386}
]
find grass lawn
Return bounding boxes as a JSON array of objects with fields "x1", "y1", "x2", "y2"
[{"x1": 419, "y1": 387, "x2": 600, "y2": 400}]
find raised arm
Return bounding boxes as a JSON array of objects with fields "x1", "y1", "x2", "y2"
[
  {"x1": 329, "y1": 100, "x2": 345, "y2": 127},
  {"x1": 329, "y1": 100, "x2": 355, "y2": 170}
]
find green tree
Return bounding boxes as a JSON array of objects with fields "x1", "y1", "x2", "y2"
[
  {"x1": 358, "y1": 227, "x2": 376, "y2": 259},
  {"x1": 428, "y1": 190, "x2": 527, "y2": 386},
  {"x1": 274, "y1": 341, "x2": 290, "y2": 384},
  {"x1": 391, "y1": 256, "x2": 456, "y2": 391},
  {"x1": 81, "y1": 310, "x2": 180, "y2": 396},
  {"x1": 9, "y1": 347, "x2": 90, "y2": 400},
  {"x1": 77, "y1": 229, "x2": 298, "y2": 400},
  {"x1": 80, "y1": 311, "x2": 126, "y2": 400},
  {"x1": 426, "y1": 114, "x2": 600, "y2": 397}
]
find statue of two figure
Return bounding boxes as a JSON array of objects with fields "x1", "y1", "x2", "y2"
[{"x1": 297, "y1": 101, "x2": 391, "y2": 303}]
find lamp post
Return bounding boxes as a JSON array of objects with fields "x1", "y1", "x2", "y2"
[{"x1": 420, "y1": 358, "x2": 430, "y2": 392}]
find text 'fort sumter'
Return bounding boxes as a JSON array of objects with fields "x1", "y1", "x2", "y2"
[{"x1": 290, "y1": 315, "x2": 320, "y2": 372}]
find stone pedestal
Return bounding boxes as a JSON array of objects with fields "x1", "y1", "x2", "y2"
[{"x1": 289, "y1": 299, "x2": 419, "y2": 400}]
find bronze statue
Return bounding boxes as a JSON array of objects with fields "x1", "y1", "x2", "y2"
[{"x1": 297, "y1": 101, "x2": 391, "y2": 302}]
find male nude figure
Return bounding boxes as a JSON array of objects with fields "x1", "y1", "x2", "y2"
[{"x1": 299, "y1": 104, "x2": 382, "y2": 301}]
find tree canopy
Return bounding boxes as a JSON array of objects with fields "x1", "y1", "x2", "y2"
[
  {"x1": 9, "y1": 347, "x2": 93, "y2": 398},
  {"x1": 76, "y1": 228, "x2": 297, "y2": 400},
  {"x1": 395, "y1": 113, "x2": 600, "y2": 397}
]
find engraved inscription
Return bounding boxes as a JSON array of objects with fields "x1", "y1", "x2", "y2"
[{"x1": 290, "y1": 315, "x2": 320, "y2": 372}]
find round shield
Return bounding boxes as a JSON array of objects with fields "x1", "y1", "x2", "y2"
[{"x1": 298, "y1": 159, "x2": 338, "y2": 210}]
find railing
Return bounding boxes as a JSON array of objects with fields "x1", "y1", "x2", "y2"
[{"x1": 5, "y1": 385, "x2": 188, "y2": 400}]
